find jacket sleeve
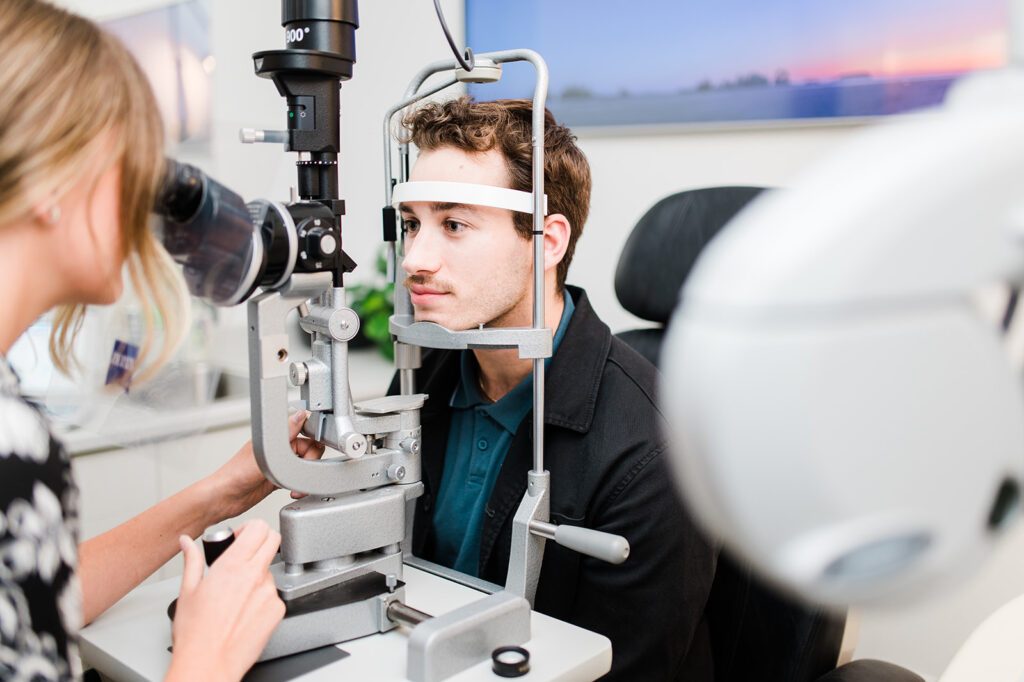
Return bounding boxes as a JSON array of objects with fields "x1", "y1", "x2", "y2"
[{"x1": 567, "y1": 444, "x2": 717, "y2": 681}]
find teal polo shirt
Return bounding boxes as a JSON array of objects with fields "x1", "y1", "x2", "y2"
[{"x1": 432, "y1": 293, "x2": 576, "y2": 576}]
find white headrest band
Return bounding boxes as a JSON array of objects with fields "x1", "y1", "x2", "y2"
[{"x1": 392, "y1": 181, "x2": 548, "y2": 215}]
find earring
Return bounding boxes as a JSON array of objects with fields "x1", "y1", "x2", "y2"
[{"x1": 46, "y1": 204, "x2": 61, "y2": 225}]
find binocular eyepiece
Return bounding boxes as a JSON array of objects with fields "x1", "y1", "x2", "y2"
[{"x1": 155, "y1": 160, "x2": 347, "y2": 306}]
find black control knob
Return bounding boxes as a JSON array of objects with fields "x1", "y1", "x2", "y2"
[{"x1": 201, "y1": 525, "x2": 235, "y2": 566}]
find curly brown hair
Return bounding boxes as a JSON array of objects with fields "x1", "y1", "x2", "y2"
[{"x1": 401, "y1": 97, "x2": 591, "y2": 291}]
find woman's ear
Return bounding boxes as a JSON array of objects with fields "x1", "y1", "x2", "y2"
[
  {"x1": 543, "y1": 213, "x2": 571, "y2": 273},
  {"x1": 30, "y1": 201, "x2": 62, "y2": 228}
]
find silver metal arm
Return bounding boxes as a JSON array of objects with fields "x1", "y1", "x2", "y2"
[
  {"x1": 381, "y1": 75, "x2": 459, "y2": 287},
  {"x1": 381, "y1": 50, "x2": 628, "y2": 608}
]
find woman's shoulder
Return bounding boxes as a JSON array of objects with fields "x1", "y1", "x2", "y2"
[
  {"x1": 0, "y1": 389, "x2": 82, "y2": 682},
  {"x1": 0, "y1": 391, "x2": 56, "y2": 467}
]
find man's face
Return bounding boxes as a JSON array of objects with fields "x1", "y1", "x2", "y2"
[{"x1": 399, "y1": 146, "x2": 532, "y2": 330}]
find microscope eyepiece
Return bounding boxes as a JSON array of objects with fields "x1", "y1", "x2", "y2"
[
  {"x1": 154, "y1": 159, "x2": 265, "y2": 305},
  {"x1": 154, "y1": 159, "x2": 206, "y2": 225},
  {"x1": 153, "y1": 158, "x2": 347, "y2": 305}
]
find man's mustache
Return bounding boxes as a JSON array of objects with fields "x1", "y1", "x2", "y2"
[{"x1": 403, "y1": 274, "x2": 453, "y2": 294}]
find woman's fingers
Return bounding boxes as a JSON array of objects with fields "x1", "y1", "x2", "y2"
[
  {"x1": 230, "y1": 580, "x2": 285, "y2": 664},
  {"x1": 252, "y1": 527, "x2": 281, "y2": 569},
  {"x1": 293, "y1": 437, "x2": 326, "y2": 459},
  {"x1": 179, "y1": 535, "x2": 203, "y2": 594},
  {"x1": 169, "y1": 527, "x2": 285, "y2": 681},
  {"x1": 221, "y1": 519, "x2": 271, "y2": 563},
  {"x1": 288, "y1": 410, "x2": 326, "y2": 462},
  {"x1": 288, "y1": 410, "x2": 309, "y2": 439}
]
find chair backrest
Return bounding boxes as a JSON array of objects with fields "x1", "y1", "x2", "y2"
[{"x1": 614, "y1": 186, "x2": 847, "y2": 682}]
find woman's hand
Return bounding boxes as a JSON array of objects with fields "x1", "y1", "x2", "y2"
[
  {"x1": 77, "y1": 415, "x2": 323, "y2": 627},
  {"x1": 165, "y1": 520, "x2": 285, "y2": 682},
  {"x1": 211, "y1": 410, "x2": 327, "y2": 520}
]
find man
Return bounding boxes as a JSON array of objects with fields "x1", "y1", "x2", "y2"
[{"x1": 391, "y1": 97, "x2": 716, "y2": 681}]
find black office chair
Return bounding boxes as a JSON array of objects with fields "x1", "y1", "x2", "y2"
[{"x1": 614, "y1": 186, "x2": 924, "y2": 682}]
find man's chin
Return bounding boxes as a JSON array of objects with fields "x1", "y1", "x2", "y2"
[
  {"x1": 413, "y1": 310, "x2": 471, "y2": 331},
  {"x1": 413, "y1": 308, "x2": 442, "y2": 324},
  {"x1": 415, "y1": 314, "x2": 453, "y2": 328}
]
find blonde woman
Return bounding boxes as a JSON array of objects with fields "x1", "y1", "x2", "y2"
[{"x1": 0, "y1": 1, "x2": 324, "y2": 679}]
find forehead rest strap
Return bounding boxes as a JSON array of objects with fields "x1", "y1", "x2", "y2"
[{"x1": 392, "y1": 181, "x2": 548, "y2": 215}]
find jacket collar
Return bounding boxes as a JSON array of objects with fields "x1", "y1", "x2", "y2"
[
  {"x1": 417, "y1": 286, "x2": 610, "y2": 432},
  {"x1": 541, "y1": 286, "x2": 610, "y2": 433}
]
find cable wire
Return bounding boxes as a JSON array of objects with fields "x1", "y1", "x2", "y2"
[{"x1": 432, "y1": 0, "x2": 474, "y2": 71}]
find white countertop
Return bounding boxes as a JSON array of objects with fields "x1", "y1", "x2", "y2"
[
  {"x1": 80, "y1": 564, "x2": 612, "y2": 682},
  {"x1": 59, "y1": 396, "x2": 253, "y2": 455},
  {"x1": 57, "y1": 348, "x2": 396, "y2": 456}
]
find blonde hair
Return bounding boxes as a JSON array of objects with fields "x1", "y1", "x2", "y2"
[{"x1": 0, "y1": 0, "x2": 189, "y2": 383}]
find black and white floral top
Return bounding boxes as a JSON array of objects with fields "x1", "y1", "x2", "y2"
[{"x1": 0, "y1": 355, "x2": 82, "y2": 681}]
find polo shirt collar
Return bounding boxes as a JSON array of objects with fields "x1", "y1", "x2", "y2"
[{"x1": 450, "y1": 292, "x2": 576, "y2": 433}]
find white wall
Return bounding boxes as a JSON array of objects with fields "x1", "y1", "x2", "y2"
[{"x1": 571, "y1": 123, "x2": 865, "y2": 331}]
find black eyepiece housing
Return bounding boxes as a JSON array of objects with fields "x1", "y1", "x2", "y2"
[
  {"x1": 249, "y1": 0, "x2": 359, "y2": 286},
  {"x1": 281, "y1": 0, "x2": 358, "y2": 64}
]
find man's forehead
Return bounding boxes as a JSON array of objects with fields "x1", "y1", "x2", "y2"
[{"x1": 410, "y1": 146, "x2": 509, "y2": 185}]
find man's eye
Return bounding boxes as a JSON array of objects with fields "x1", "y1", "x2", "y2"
[
  {"x1": 402, "y1": 219, "x2": 419, "y2": 233},
  {"x1": 444, "y1": 220, "x2": 467, "y2": 233}
]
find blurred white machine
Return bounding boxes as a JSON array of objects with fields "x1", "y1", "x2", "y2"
[{"x1": 661, "y1": 14, "x2": 1024, "y2": 613}]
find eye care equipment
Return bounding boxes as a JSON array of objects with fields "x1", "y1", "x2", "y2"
[
  {"x1": 661, "y1": 8, "x2": 1024, "y2": 613},
  {"x1": 378, "y1": 49, "x2": 632, "y2": 680},
  {"x1": 152, "y1": 2, "x2": 626, "y2": 679}
]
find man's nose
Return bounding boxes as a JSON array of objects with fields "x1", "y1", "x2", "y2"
[{"x1": 401, "y1": 225, "x2": 441, "y2": 274}]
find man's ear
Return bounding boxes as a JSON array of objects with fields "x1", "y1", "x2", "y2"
[{"x1": 542, "y1": 213, "x2": 571, "y2": 273}]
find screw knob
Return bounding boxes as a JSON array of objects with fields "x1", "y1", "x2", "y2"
[{"x1": 289, "y1": 362, "x2": 309, "y2": 386}]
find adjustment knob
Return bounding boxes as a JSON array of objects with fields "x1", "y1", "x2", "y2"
[
  {"x1": 297, "y1": 217, "x2": 338, "y2": 263},
  {"x1": 289, "y1": 362, "x2": 308, "y2": 387},
  {"x1": 318, "y1": 232, "x2": 338, "y2": 256}
]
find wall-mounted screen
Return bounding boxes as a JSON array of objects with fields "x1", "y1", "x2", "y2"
[{"x1": 465, "y1": 0, "x2": 1008, "y2": 128}]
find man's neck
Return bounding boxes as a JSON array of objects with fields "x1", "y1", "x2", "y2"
[{"x1": 474, "y1": 287, "x2": 566, "y2": 403}]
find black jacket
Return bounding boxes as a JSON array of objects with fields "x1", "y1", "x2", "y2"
[{"x1": 395, "y1": 286, "x2": 717, "y2": 681}]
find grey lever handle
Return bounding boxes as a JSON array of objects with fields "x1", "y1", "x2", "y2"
[
  {"x1": 529, "y1": 521, "x2": 630, "y2": 564},
  {"x1": 239, "y1": 128, "x2": 289, "y2": 144}
]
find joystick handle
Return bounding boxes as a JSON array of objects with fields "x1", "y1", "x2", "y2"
[{"x1": 201, "y1": 525, "x2": 235, "y2": 566}]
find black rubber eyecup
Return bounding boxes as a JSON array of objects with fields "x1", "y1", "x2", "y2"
[{"x1": 491, "y1": 645, "x2": 530, "y2": 677}]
